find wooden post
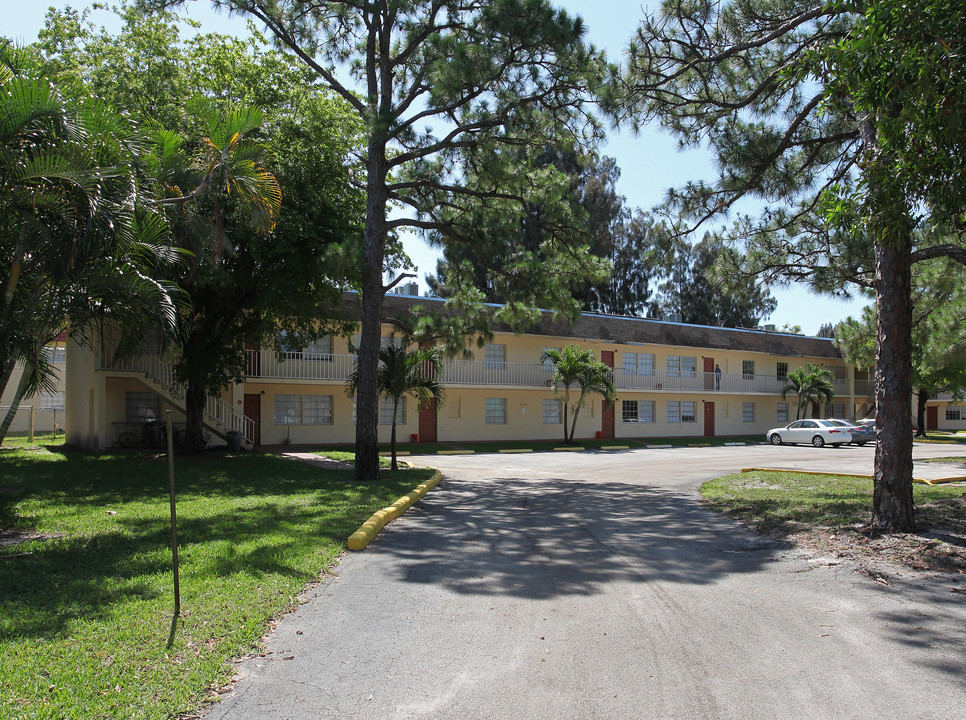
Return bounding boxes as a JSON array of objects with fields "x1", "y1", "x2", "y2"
[
  {"x1": 166, "y1": 411, "x2": 181, "y2": 616},
  {"x1": 28, "y1": 405, "x2": 34, "y2": 443}
]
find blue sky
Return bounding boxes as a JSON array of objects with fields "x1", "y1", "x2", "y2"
[{"x1": 7, "y1": 1, "x2": 869, "y2": 333}]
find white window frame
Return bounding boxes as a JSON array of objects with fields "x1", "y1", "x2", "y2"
[
  {"x1": 776, "y1": 362, "x2": 789, "y2": 382},
  {"x1": 742, "y1": 360, "x2": 755, "y2": 380},
  {"x1": 542, "y1": 399, "x2": 562, "y2": 424},
  {"x1": 274, "y1": 394, "x2": 302, "y2": 425},
  {"x1": 667, "y1": 355, "x2": 681, "y2": 378},
  {"x1": 304, "y1": 395, "x2": 333, "y2": 425},
  {"x1": 777, "y1": 402, "x2": 788, "y2": 422},
  {"x1": 485, "y1": 398, "x2": 507, "y2": 424},
  {"x1": 380, "y1": 396, "x2": 405, "y2": 425},
  {"x1": 742, "y1": 402, "x2": 755, "y2": 423},
  {"x1": 682, "y1": 356, "x2": 696, "y2": 378},
  {"x1": 41, "y1": 391, "x2": 65, "y2": 410},
  {"x1": 667, "y1": 401, "x2": 681, "y2": 423},
  {"x1": 946, "y1": 406, "x2": 962, "y2": 421},
  {"x1": 484, "y1": 344, "x2": 506, "y2": 369},
  {"x1": 681, "y1": 401, "x2": 696, "y2": 423},
  {"x1": 542, "y1": 347, "x2": 560, "y2": 371}
]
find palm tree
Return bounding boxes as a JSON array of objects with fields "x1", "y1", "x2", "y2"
[
  {"x1": 0, "y1": 43, "x2": 178, "y2": 442},
  {"x1": 152, "y1": 99, "x2": 283, "y2": 452},
  {"x1": 346, "y1": 344, "x2": 445, "y2": 470},
  {"x1": 782, "y1": 364, "x2": 835, "y2": 419},
  {"x1": 542, "y1": 345, "x2": 617, "y2": 444}
]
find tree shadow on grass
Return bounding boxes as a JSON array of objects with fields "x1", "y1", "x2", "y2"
[{"x1": 0, "y1": 455, "x2": 423, "y2": 643}]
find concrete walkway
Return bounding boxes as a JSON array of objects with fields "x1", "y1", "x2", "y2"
[{"x1": 205, "y1": 444, "x2": 966, "y2": 719}]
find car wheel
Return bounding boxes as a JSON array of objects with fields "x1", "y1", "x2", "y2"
[
  {"x1": 833, "y1": 443, "x2": 844, "y2": 448},
  {"x1": 770, "y1": 433, "x2": 783, "y2": 446},
  {"x1": 856, "y1": 441, "x2": 867, "y2": 447},
  {"x1": 812, "y1": 435, "x2": 825, "y2": 448}
]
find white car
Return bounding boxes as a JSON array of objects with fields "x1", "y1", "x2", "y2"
[{"x1": 766, "y1": 419, "x2": 852, "y2": 447}]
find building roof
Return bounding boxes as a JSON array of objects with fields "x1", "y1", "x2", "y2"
[{"x1": 346, "y1": 292, "x2": 842, "y2": 360}]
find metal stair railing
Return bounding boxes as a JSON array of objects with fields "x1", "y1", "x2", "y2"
[{"x1": 99, "y1": 346, "x2": 254, "y2": 444}]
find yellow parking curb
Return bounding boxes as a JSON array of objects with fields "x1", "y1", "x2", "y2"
[
  {"x1": 347, "y1": 470, "x2": 443, "y2": 551},
  {"x1": 437, "y1": 449, "x2": 475, "y2": 455},
  {"x1": 379, "y1": 450, "x2": 410, "y2": 456},
  {"x1": 601, "y1": 445, "x2": 630, "y2": 450},
  {"x1": 688, "y1": 443, "x2": 711, "y2": 447},
  {"x1": 554, "y1": 446, "x2": 585, "y2": 451},
  {"x1": 499, "y1": 448, "x2": 533, "y2": 453}
]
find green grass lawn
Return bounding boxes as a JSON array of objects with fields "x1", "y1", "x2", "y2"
[
  {"x1": 701, "y1": 470, "x2": 965, "y2": 535},
  {"x1": 0, "y1": 440, "x2": 429, "y2": 720}
]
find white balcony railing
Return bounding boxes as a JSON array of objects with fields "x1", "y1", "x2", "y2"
[
  {"x1": 241, "y1": 350, "x2": 853, "y2": 395},
  {"x1": 99, "y1": 345, "x2": 255, "y2": 443}
]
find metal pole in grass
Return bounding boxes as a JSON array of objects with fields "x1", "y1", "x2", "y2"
[{"x1": 166, "y1": 410, "x2": 181, "y2": 616}]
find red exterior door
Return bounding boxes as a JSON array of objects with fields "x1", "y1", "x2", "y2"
[
  {"x1": 704, "y1": 401, "x2": 715, "y2": 437},
  {"x1": 243, "y1": 394, "x2": 261, "y2": 445},
  {"x1": 704, "y1": 357, "x2": 715, "y2": 390},
  {"x1": 927, "y1": 405, "x2": 938, "y2": 431},
  {"x1": 600, "y1": 351, "x2": 615, "y2": 439},
  {"x1": 419, "y1": 399, "x2": 438, "y2": 443}
]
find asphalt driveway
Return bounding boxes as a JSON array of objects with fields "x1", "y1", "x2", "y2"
[{"x1": 205, "y1": 443, "x2": 966, "y2": 720}]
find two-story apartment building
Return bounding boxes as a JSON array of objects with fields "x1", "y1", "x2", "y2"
[
  {"x1": 65, "y1": 293, "x2": 863, "y2": 450},
  {"x1": 1, "y1": 336, "x2": 68, "y2": 436}
]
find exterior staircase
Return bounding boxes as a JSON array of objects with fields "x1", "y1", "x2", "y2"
[{"x1": 98, "y1": 347, "x2": 255, "y2": 445}]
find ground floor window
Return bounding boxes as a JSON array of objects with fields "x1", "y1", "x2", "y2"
[
  {"x1": 380, "y1": 396, "x2": 405, "y2": 425},
  {"x1": 777, "y1": 402, "x2": 788, "y2": 422},
  {"x1": 304, "y1": 395, "x2": 334, "y2": 425},
  {"x1": 274, "y1": 395, "x2": 301, "y2": 425},
  {"x1": 946, "y1": 406, "x2": 963, "y2": 421},
  {"x1": 742, "y1": 402, "x2": 755, "y2": 423},
  {"x1": 667, "y1": 401, "x2": 696, "y2": 423},
  {"x1": 41, "y1": 391, "x2": 65, "y2": 410},
  {"x1": 126, "y1": 391, "x2": 160, "y2": 423},
  {"x1": 622, "y1": 399, "x2": 655, "y2": 423},
  {"x1": 542, "y1": 399, "x2": 561, "y2": 424},
  {"x1": 485, "y1": 398, "x2": 506, "y2": 424}
]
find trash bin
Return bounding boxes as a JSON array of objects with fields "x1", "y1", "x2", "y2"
[
  {"x1": 410, "y1": 433, "x2": 419, "y2": 443},
  {"x1": 226, "y1": 431, "x2": 243, "y2": 452}
]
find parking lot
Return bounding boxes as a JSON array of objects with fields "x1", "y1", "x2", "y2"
[{"x1": 207, "y1": 443, "x2": 966, "y2": 720}]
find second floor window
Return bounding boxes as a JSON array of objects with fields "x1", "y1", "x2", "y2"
[
  {"x1": 742, "y1": 361, "x2": 755, "y2": 380},
  {"x1": 777, "y1": 362, "x2": 788, "y2": 381},
  {"x1": 484, "y1": 344, "x2": 506, "y2": 369},
  {"x1": 623, "y1": 352, "x2": 655, "y2": 376}
]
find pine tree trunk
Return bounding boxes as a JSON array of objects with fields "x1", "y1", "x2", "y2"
[
  {"x1": 872, "y1": 238, "x2": 916, "y2": 531},
  {"x1": 354, "y1": 137, "x2": 389, "y2": 481}
]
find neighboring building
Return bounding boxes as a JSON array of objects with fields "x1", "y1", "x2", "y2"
[
  {"x1": 1, "y1": 336, "x2": 68, "y2": 435},
  {"x1": 921, "y1": 393, "x2": 966, "y2": 432},
  {"x1": 66, "y1": 294, "x2": 863, "y2": 450}
]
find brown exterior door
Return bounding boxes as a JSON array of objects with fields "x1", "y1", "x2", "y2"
[
  {"x1": 927, "y1": 405, "x2": 938, "y2": 431},
  {"x1": 704, "y1": 401, "x2": 715, "y2": 437},
  {"x1": 419, "y1": 399, "x2": 438, "y2": 443},
  {"x1": 600, "y1": 351, "x2": 615, "y2": 439},
  {"x1": 243, "y1": 394, "x2": 261, "y2": 445},
  {"x1": 704, "y1": 357, "x2": 715, "y2": 390}
]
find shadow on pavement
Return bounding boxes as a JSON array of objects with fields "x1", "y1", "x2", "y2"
[{"x1": 374, "y1": 473, "x2": 789, "y2": 599}]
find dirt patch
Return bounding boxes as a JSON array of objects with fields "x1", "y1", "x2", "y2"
[
  {"x1": 756, "y1": 496, "x2": 966, "y2": 584},
  {"x1": 0, "y1": 529, "x2": 62, "y2": 547}
]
